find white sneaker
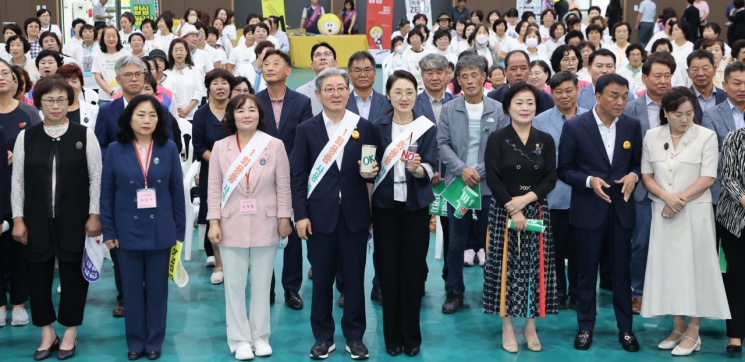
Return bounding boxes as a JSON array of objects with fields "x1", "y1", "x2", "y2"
[
  {"x1": 57, "y1": 284, "x2": 61, "y2": 294},
  {"x1": 0, "y1": 309, "x2": 6, "y2": 327},
  {"x1": 253, "y1": 338, "x2": 273, "y2": 357},
  {"x1": 464, "y1": 249, "x2": 475, "y2": 267},
  {"x1": 235, "y1": 344, "x2": 255, "y2": 360},
  {"x1": 477, "y1": 249, "x2": 486, "y2": 267},
  {"x1": 11, "y1": 308, "x2": 29, "y2": 326},
  {"x1": 205, "y1": 256, "x2": 216, "y2": 267}
]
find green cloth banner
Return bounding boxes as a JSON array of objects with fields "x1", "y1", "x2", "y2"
[{"x1": 132, "y1": 0, "x2": 156, "y2": 28}]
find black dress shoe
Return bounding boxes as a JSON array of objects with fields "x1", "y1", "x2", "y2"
[
  {"x1": 34, "y1": 336, "x2": 60, "y2": 361},
  {"x1": 386, "y1": 346, "x2": 402, "y2": 356},
  {"x1": 442, "y1": 292, "x2": 464, "y2": 314},
  {"x1": 310, "y1": 340, "x2": 336, "y2": 360},
  {"x1": 568, "y1": 297, "x2": 578, "y2": 310},
  {"x1": 57, "y1": 339, "x2": 77, "y2": 360},
  {"x1": 727, "y1": 345, "x2": 742, "y2": 353},
  {"x1": 270, "y1": 291, "x2": 275, "y2": 304},
  {"x1": 337, "y1": 292, "x2": 345, "y2": 308},
  {"x1": 285, "y1": 289, "x2": 304, "y2": 310},
  {"x1": 146, "y1": 350, "x2": 161, "y2": 360},
  {"x1": 370, "y1": 286, "x2": 383, "y2": 306},
  {"x1": 599, "y1": 279, "x2": 613, "y2": 291},
  {"x1": 345, "y1": 340, "x2": 369, "y2": 360},
  {"x1": 619, "y1": 332, "x2": 639, "y2": 352},
  {"x1": 404, "y1": 346, "x2": 420, "y2": 357},
  {"x1": 574, "y1": 330, "x2": 593, "y2": 350},
  {"x1": 128, "y1": 351, "x2": 144, "y2": 360}
]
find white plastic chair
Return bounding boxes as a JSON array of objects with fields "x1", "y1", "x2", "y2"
[
  {"x1": 177, "y1": 118, "x2": 193, "y2": 177},
  {"x1": 182, "y1": 161, "x2": 201, "y2": 261}
]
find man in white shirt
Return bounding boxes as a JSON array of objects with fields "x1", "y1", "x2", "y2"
[
  {"x1": 180, "y1": 24, "x2": 214, "y2": 78},
  {"x1": 266, "y1": 16, "x2": 290, "y2": 53},
  {"x1": 296, "y1": 43, "x2": 353, "y2": 116},
  {"x1": 93, "y1": 0, "x2": 112, "y2": 27}
]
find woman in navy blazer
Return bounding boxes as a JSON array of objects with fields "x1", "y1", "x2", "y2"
[
  {"x1": 101, "y1": 95, "x2": 185, "y2": 361},
  {"x1": 192, "y1": 69, "x2": 234, "y2": 284},
  {"x1": 370, "y1": 71, "x2": 436, "y2": 357}
]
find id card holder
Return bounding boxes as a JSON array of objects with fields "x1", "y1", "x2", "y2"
[
  {"x1": 136, "y1": 188, "x2": 157, "y2": 209},
  {"x1": 109, "y1": 80, "x2": 118, "y2": 87},
  {"x1": 84, "y1": 70, "x2": 92, "y2": 77},
  {"x1": 240, "y1": 199, "x2": 257, "y2": 215}
]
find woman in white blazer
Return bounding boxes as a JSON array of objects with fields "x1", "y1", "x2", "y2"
[{"x1": 40, "y1": 65, "x2": 99, "y2": 130}]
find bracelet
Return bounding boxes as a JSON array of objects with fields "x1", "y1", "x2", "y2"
[{"x1": 411, "y1": 166, "x2": 419, "y2": 175}]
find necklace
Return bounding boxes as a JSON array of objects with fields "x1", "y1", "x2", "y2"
[{"x1": 671, "y1": 133, "x2": 684, "y2": 138}]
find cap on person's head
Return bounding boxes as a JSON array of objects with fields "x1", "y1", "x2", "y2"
[
  {"x1": 149, "y1": 49, "x2": 168, "y2": 63},
  {"x1": 180, "y1": 24, "x2": 199, "y2": 38},
  {"x1": 437, "y1": 14, "x2": 451, "y2": 21}
]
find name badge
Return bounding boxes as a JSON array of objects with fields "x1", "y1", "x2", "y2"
[
  {"x1": 109, "y1": 80, "x2": 118, "y2": 87},
  {"x1": 84, "y1": 70, "x2": 92, "y2": 77},
  {"x1": 240, "y1": 199, "x2": 257, "y2": 215},
  {"x1": 137, "y1": 188, "x2": 157, "y2": 209}
]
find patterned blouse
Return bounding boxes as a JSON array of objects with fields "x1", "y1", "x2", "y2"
[{"x1": 11, "y1": 122, "x2": 102, "y2": 218}]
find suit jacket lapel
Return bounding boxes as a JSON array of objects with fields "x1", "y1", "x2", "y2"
[
  {"x1": 583, "y1": 113, "x2": 611, "y2": 165},
  {"x1": 277, "y1": 89, "x2": 293, "y2": 136},
  {"x1": 635, "y1": 99, "x2": 650, "y2": 135},
  {"x1": 124, "y1": 142, "x2": 145, "y2": 187},
  {"x1": 418, "y1": 92, "x2": 435, "y2": 123},
  {"x1": 611, "y1": 118, "x2": 626, "y2": 166},
  {"x1": 370, "y1": 91, "x2": 385, "y2": 121}
]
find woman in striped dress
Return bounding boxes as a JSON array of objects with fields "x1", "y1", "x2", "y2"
[{"x1": 483, "y1": 82, "x2": 558, "y2": 353}]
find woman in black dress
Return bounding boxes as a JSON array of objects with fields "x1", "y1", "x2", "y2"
[
  {"x1": 682, "y1": 0, "x2": 701, "y2": 43},
  {"x1": 483, "y1": 82, "x2": 558, "y2": 353}
]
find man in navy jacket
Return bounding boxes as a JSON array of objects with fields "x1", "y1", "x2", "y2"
[
  {"x1": 558, "y1": 74, "x2": 642, "y2": 353},
  {"x1": 487, "y1": 50, "x2": 555, "y2": 113},
  {"x1": 291, "y1": 67, "x2": 376, "y2": 360},
  {"x1": 256, "y1": 49, "x2": 313, "y2": 310}
]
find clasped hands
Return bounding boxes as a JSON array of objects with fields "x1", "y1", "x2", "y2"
[
  {"x1": 660, "y1": 192, "x2": 687, "y2": 220},
  {"x1": 505, "y1": 195, "x2": 532, "y2": 231},
  {"x1": 590, "y1": 173, "x2": 637, "y2": 203}
]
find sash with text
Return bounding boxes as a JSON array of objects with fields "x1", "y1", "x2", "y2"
[
  {"x1": 307, "y1": 112, "x2": 361, "y2": 198},
  {"x1": 220, "y1": 131, "x2": 273, "y2": 210},
  {"x1": 372, "y1": 116, "x2": 434, "y2": 192}
]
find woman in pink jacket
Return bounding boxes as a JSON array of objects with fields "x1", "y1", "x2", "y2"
[{"x1": 206, "y1": 94, "x2": 292, "y2": 360}]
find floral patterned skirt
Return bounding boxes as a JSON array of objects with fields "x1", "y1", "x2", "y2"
[{"x1": 483, "y1": 198, "x2": 558, "y2": 318}]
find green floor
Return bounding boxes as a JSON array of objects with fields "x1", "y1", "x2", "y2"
[{"x1": 0, "y1": 70, "x2": 735, "y2": 360}]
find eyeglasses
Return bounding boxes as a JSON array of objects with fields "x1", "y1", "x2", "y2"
[
  {"x1": 561, "y1": 57, "x2": 578, "y2": 64},
  {"x1": 41, "y1": 98, "x2": 68, "y2": 106},
  {"x1": 351, "y1": 68, "x2": 374, "y2": 75},
  {"x1": 322, "y1": 86, "x2": 349, "y2": 95},
  {"x1": 313, "y1": 51, "x2": 334, "y2": 59},
  {"x1": 689, "y1": 66, "x2": 713, "y2": 74},
  {"x1": 390, "y1": 90, "x2": 416, "y2": 99},
  {"x1": 120, "y1": 72, "x2": 144, "y2": 79}
]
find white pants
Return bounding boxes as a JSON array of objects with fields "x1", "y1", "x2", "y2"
[{"x1": 221, "y1": 245, "x2": 277, "y2": 352}]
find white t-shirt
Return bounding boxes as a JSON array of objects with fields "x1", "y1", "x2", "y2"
[
  {"x1": 227, "y1": 46, "x2": 257, "y2": 73},
  {"x1": 72, "y1": 45, "x2": 101, "y2": 90},
  {"x1": 435, "y1": 48, "x2": 458, "y2": 67},
  {"x1": 191, "y1": 48, "x2": 215, "y2": 78},
  {"x1": 143, "y1": 37, "x2": 165, "y2": 54},
  {"x1": 157, "y1": 33, "x2": 177, "y2": 53},
  {"x1": 202, "y1": 46, "x2": 223, "y2": 67},
  {"x1": 400, "y1": 47, "x2": 432, "y2": 93},
  {"x1": 235, "y1": 35, "x2": 280, "y2": 50},
  {"x1": 236, "y1": 64, "x2": 267, "y2": 93},
  {"x1": 119, "y1": 29, "x2": 142, "y2": 52},
  {"x1": 62, "y1": 37, "x2": 83, "y2": 56},
  {"x1": 222, "y1": 25, "x2": 237, "y2": 42},
  {"x1": 91, "y1": 50, "x2": 128, "y2": 100},
  {"x1": 41, "y1": 24, "x2": 62, "y2": 38}
]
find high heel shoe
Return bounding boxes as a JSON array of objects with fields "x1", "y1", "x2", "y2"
[
  {"x1": 671, "y1": 335, "x2": 701, "y2": 356},
  {"x1": 524, "y1": 333, "x2": 542, "y2": 352},
  {"x1": 34, "y1": 335, "x2": 60, "y2": 361},
  {"x1": 57, "y1": 339, "x2": 77, "y2": 360},
  {"x1": 658, "y1": 331, "x2": 684, "y2": 350}
]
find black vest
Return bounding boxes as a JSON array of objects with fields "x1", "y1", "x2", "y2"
[{"x1": 24, "y1": 122, "x2": 90, "y2": 256}]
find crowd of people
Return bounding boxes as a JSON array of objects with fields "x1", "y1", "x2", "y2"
[{"x1": 1, "y1": 0, "x2": 745, "y2": 361}]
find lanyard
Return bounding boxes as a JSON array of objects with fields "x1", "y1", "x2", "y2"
[
  {"x1": 236, "y1": 135, "x2": 251, "y2": 194},
  {"x1": 133, "y1": 139, "x2": 153, "y2": 188}
]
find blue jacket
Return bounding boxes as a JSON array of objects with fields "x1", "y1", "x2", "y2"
[
  {"x1": 412, "y1": 91, "x2": 457, "y2": 177},
  {"x1": 691, "y1": 85, "x2": 727, "y2": 123},
  {"x1": 256, "y1": 87, "x2": 313, "y2": 158},
  {"x1": 702, "y1": 100, "x2": 738, "y2": 205},
  {"x1": 100, "y1": 141, "x2": 186, "y2": 250},
  {"x1": 371, "y1": 112, "x2": 436, "y2": 211},
  {"x1": 557, "y1": 110, "x2": 643, "y2": 230},
  {"x1": 487, "y1": 84, "x2": 555, "y2": 113},
  {"x1": 346, "y1": 90, "x2": 391, "y2": 124},
  {"x1": 290, "y1": 113, "x2": 374, "y2": 234},
  {"x1": 95, "y1": 97, "x2": 174, "y2": 159},
  {"x1": 532, "y1": 105, "x2": 589, "y2": 210}
]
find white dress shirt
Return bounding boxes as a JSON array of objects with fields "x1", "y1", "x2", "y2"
[
  {"x1": 729, "y1": 99, "x2": 745, "y2": 130},
  {"x1": 586, "y1": 106, "x2": 619, "y2": 188}
]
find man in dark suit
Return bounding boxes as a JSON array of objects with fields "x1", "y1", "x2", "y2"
[
  {"x1": 558, "y1": 74, "x2": 643, "y2": 352},
  {"x1": 412, "y1": 53, "x2": 458, "y2": 279},
  {"x1": 291, "y1": 67, "x2": 377, "y2": 360},
  {"x1": 256, "y1": 49, "x2": 313, "y2": 310},
  {"x1": 346, "y1": 51, "x2": 391, "y2": 123},
  {"x1": 487, "y1": 50, "x2": 555, "y2": 113},
  {"x1": 687, "y1": 49, "x2": 728, "y2": 122},
  {"x1": 93, "y1": 55, "x2": 174, "y2": 318}
]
